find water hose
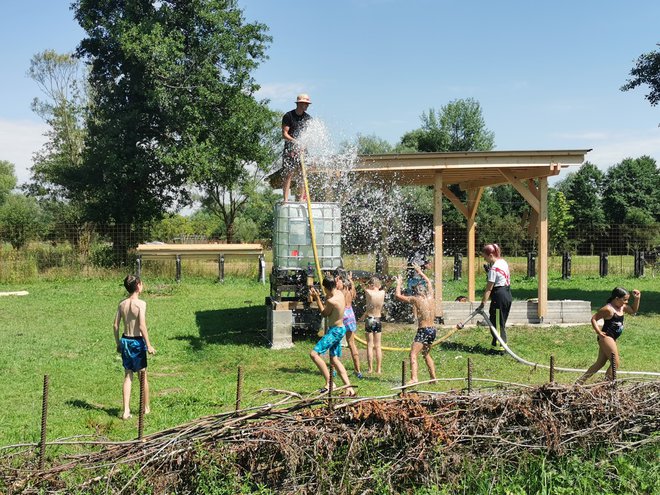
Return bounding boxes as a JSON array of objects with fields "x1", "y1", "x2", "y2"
[
  {"x1": 299, "y1": 153, "x2": 325, "y2": 294},
  {"x1": 480, "y1": 309, "x2": 660, "y2": 377}
]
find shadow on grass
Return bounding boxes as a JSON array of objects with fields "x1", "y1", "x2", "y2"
[
  {"x1": 65, "y1": 399, "x2": 120, "y2": 418},
  {"x1": 439, "y1": 341, "x2": 505, "y2": 357},
  {"x1": 175, "y1": 306, "x2": 269, "y2": 350}
]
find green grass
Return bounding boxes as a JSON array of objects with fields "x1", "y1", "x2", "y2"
[{"x1": 0, "y1": 273, "x2": 658, "y2": 449}]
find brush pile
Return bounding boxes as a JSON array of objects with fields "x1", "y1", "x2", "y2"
[{"x1": 2, "y1": 381, "x2": 659, "y2": 494}]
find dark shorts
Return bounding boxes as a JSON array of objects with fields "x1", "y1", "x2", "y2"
[
  {"x1": 365, "y1": 316, "x2": 382, "y2": 333},
  {"x1": 120, "y1": 335, "x2": 147, "y2": 372},
  {"x1": 413, "y1": 326, "x2": 436, "y2": 346},
  {"x1": 282, "y1": 148, "x2": 304, "y2": 173},
  {"x1": 313, "y1": 325, "x2": 346, "y2": 358}
]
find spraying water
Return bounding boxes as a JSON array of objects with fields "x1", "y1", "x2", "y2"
[{"x1": 293, "y1": 119, "x2": 421, "y2": 269}]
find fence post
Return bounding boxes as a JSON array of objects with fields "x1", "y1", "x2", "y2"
[
  {"x1": 235, "y1": 365, "x2": 244, "y2": 413},
  {"x1": 549, "y1": 355, "x2": 555, "y2": 384},
  {"x1": 218, "y1": 254, "x2": 225, "y2": 282},
  {"x1": 138, "y1": 370, "x2": 146, "y2": 440},
  {"x1": 610, "y1": 352, "x2": 617, "y2": 385},
  {"x1": 453, "y1": 252, "x2": 462, "y2": 281},
  {"x1": 561, "y1": 252, "x2": 571, "y2": 280},
  {"x1": 467, "y1": 358, "x2": 473, "y2": 395},
  {"x1": 328, "y1": 361, "x2": 334, "y2": 411},
  {"x1": 136, "y1": 255, "x2": 142, "y2": 278},
  {"x1": 599, "y1": 252, "x2": 608, "y2": 277},
  {"x1": 38, "y1": 375, "x2": 49, "y2": 470},
  {"x1": 258, "y1": 254, "x2": 266, "y2": 284},
  {"x1": 175, "y1": 254, "x2": 182, "y2": 283},
  {"x1": 634, "y1": 251, "x2": 645, "y2": 278},
  {"x1": 526, "y1": 252, "x2": 536, "y2": 278},
  {"x1": 400, "y1": 360, "x2": 407, "y2": 396}
]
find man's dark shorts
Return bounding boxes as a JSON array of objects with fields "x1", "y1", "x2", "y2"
[
  {"x1": 365, "y1": 316, "x2": 382, "y2": 333},
  {"x1": 413, "y1": 326, "x2": 436, "y2": 346}
]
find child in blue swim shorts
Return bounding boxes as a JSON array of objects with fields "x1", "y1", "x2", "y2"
[{"x1": 309, "y1": 275, "x2": 356, "y2": 396}]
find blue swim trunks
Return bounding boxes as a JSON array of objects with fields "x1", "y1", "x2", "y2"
[
  {"x1": 313, "y1": 325, "x2": 346, "y2": 358},
  {"x1": 120, "y1": 335, "x2": 147, "y2": 372},
  {"x1": 343, "y1": 307, "x2": 357, "y2": 332}
]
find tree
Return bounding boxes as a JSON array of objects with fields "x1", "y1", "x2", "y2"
[
  {"x1": 353, "y1": 134, "x2": 393, "y2": 155},
  {"x1": 0, "y1": 194, "x2": 44, "y2": 249},
  {"x1": 72, "y1": 0, "x2": 272, "y2": 260},
  {"x1": 0, "y1": 160, "x2": 17, "y2": 205},
  {"x1": 548, "y1": 189, "x2": 574, "y2": 254},
  {"x1": 193, "y1": 104, "x2": 280, "y2": 243},
  {"x1": 25, "y1": 50, "x2": 90, "y2": 247},
  {"x1": 621, "y1": 44, "x2": 660, "y2": 107},
  {"x1": 398, "y1": 98, "x2": 495, "y2": 153},
  {"x1": 602, "y1": 156, "x2": 660, "y2": 225}
]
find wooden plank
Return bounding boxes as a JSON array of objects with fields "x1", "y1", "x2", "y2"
[
  {"x1": 441, "y1": 185, "x2": 468, "y2": 218},
  {"x1": 498, "y1": 169, "x2": 540, "y2": 213}
]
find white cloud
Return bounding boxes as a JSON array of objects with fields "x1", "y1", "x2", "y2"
[
  {"x1": 255, "y1": 82, "x2": 311, "y2": 106},
  {"x1": 551, "y1": 128, "x2": 660, "y2": 169},
  {"x1": 0, "y1": 118, "x2": 47, "y2": 186}
]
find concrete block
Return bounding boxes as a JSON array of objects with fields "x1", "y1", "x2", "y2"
[{"x1": 268, "y1": 308, "x2": 295, "y2": 349}]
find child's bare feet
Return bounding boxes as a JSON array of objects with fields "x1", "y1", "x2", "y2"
[{"x1": 121, "y1": 412, "x2": 132, "y2": 420}]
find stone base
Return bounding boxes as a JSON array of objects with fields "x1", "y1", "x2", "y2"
[
  {"x1": 267, "y1": 306, "x2": 295, "y2": 349},
  {"x1": 441, "y1": 300, "x2": 592, "y2": 326}
]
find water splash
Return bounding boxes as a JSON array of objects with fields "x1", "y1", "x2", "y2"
[{"x1": 293, "y1": 119, "x2": 426, "y2": 266}]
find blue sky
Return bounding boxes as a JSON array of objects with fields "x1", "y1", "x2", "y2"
[{"x1": 2, "y1": 0, "x2": 659, "y2": 186}]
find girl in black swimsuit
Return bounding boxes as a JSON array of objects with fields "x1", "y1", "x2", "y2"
[{"x1": 576, "y1": 287, "x2": 641, "y2": 385}]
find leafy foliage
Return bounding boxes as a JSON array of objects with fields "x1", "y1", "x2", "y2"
[
  {"x1": 70, "y1": 0, "x2": 273, "y2": 258},
  {"x1": 602, "y1": 155, "x2": 660, "y2": 224},
  {"x1": 0, "y1": 160, "x2": 17, "y2": 205},
  {"x1": 0, "y1": 194, "x2": 45, "y2": 249},
  {"x1": 621, "y1": 44, "x2": 660, "y2": 107}
]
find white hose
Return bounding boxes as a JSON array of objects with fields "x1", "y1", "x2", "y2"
[{"x1": 476, "y1": 309, "x2": 660, "y2": 377}]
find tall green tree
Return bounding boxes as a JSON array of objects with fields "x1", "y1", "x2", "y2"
[
  {"x1": 397, "y1": 98, "x2": 495, "y2": 153},
  {"x1": 621, "y1": 44, "x2": 660, "y2": 107},
  {"x1": 548, "y1": 189, "x2": 574, "y2": 254},
  {"x1": 556, "y1": 162, "x2": 607, "y2": 252},
  {"x1": 25, "y1": 50, "x2": 90, "y2": 247},
  {"x1": 602, "y1": 156, "x2": 660, "y2": 225},
  {"x1": 0, "y1": 160, "x2": 17, "y2": 205},
  {"x1": 72, "y1": 0, "x2": 272, "y2": 261}
]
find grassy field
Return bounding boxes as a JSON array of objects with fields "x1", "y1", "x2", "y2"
[{"x1": 0, "y1": 271, "x2": 658, "y2": 450}]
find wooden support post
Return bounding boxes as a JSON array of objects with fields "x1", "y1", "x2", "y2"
[
  {"x1": 175, "y1": 254, "x2": 182, "y2": 283},
  {"x1": 218, "y1": 254, "x2": 225, "y2": 282},
  {"x1": 400, "y1": 360, "x2": 407, "y2": 396},
  {"x1": 136, "y1": 255, "x2": 142, "y2": 278},
  {"x1": 538, "y1": 177, "x2": 548, "y2": 321},
  {"x1": 433, "y1": 173, "x2": 443, "y2": 319}
]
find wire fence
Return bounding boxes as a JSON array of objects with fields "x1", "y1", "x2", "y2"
[{"x1": 0, "y1": 222, "x2": 658, "y2": 282}]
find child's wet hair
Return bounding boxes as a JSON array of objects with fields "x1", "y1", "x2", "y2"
[
  {"x1": 368, "y1": 276, "x2": 381, "y2": 288},
  {"x1": 607, "y1": 287, "x2": 629, "y2": 303},
  {"x1": 482, "y1": 243, "x2": 501, "y2": 258},
  {"x1": 322, "y1": 275, "x2": 337, "y2": 291},
  {"x1": 123, "y1": 275, "x2": 141, "y2": 294}
]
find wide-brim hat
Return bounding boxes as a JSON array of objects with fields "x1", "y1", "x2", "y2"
[{"x1": 296, "y1": 93, "x2": 311, "y2": 104}]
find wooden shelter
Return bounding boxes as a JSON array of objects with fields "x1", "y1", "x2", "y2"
[{"x1": 352, "y1": 149, "x2": 591, "y2": 321}]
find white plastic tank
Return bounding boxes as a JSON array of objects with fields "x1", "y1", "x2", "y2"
[{"x1": 272, "y1": 202, "x2": 342, "y2": 270}]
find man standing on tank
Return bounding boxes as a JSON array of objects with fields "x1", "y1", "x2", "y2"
[{"x1": 281, "y1": 93, "x2": 312, "y2": 202}]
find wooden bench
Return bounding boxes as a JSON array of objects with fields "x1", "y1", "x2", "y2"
[{"x1": 135, "y1": 243, "x2": 265, "y2": 282}]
